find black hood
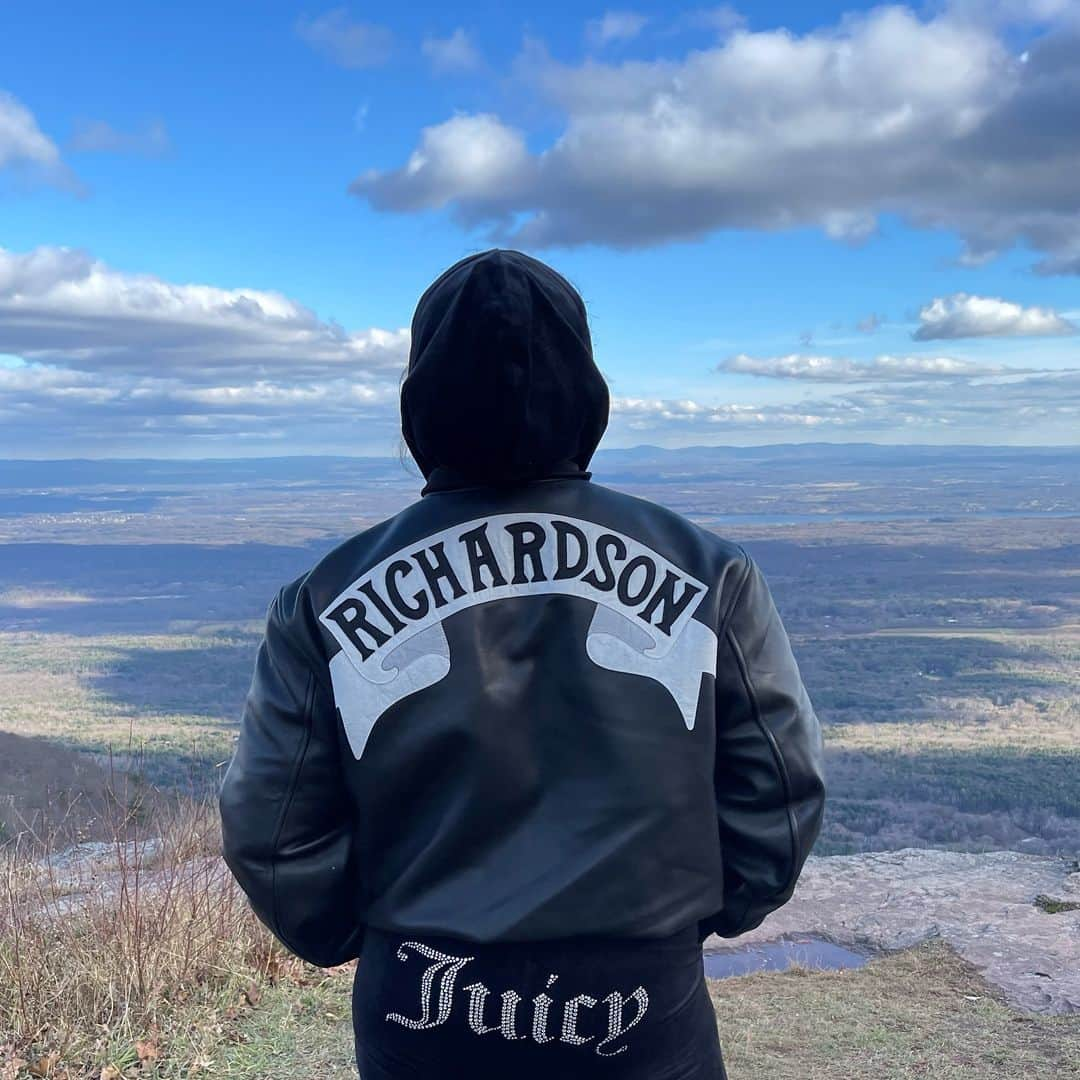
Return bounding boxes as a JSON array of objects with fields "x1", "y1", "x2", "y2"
[{"x1": 401, "y1": 249, "x2": 609, "y2": 486}]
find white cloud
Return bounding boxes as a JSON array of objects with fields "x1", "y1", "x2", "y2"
[
  {"x1": 70, "y1": 119, "x2": 171, "y2": 156},
  {"x1": 0, "y1": 246, "x2": 411, "y2": 453},
  {"x1": 351, "y1": 5, "x2": 1080, "y2": 272},
  {"x1": 586, "y1": 11, "x2": 650, "y2": 47},
  {"x1": 914, "y1": 293, "x2": 1076, "y2": 339},
  {"x1": 350, "y1": 114, "x2": 529, "y2": 212},
  {"x1": 0, "y1": 246, "x2": 409, "y2": 379},
  {"x1": 608, "y1": 371, "x2": 1080, "y2": 439},
  {"x1": 0, "y1": 90, "x2": 73, "y2": 188},
  {"x1": 422, "y1": 28, "x2": 482, "y2": 74},
  {"x1": 296, "y1": 8, "x2": 394, "y2": 68},
  {"x1": 1, "y1": 244, "x2": 1076, "y2": 453},
  {"x1": 612, "y1": 396, "x2": 826, "y2": 427},
  {"x1": 0, "y1": 362, "x2": 406, "y2": 453},
  {"x1": 720, "y1": 353, "x2": 1013, "y2": 381}
]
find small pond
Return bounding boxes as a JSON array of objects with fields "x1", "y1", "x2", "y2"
[{"x1": 703, "y1": 936, "x2": 869, "y2": 979}]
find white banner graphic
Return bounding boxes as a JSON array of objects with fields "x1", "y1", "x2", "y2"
[{"x1": 321, "y1": 513, "x2": 716, "y2": 759}]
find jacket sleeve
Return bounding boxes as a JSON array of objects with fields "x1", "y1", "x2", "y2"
[
  {"x1": 702, "y1": 553, "x2": 826, "y2": 939},
  {"x1": 219, "y1": 579, "x2": 365, "y2": 967}
]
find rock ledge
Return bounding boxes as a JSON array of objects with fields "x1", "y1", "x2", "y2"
[{"x1": 706, "y1": 848, "x2": 1080, "y2": 1015}]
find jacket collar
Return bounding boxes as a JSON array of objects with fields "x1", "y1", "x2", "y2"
[{"x1": 420, "y1": 459, "x2": 591, "y2": 497}]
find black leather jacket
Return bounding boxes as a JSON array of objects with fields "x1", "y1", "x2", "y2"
[{"x1": 219, "y1": 251, "x2": 825, "y2": 968}]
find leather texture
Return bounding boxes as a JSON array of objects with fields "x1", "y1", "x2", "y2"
[
  {"x1": 219, "y1": 473, "x2": 826, "y2": 966},
  {"x1": 220, "y1": 248, "x2": 825, "y2": 967}
]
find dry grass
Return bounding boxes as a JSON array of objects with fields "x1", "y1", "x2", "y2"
[
  {"x1": 2, "y1": 807, "x2": 1076, "y2": 1080},
  {"x1": 0, "y1": 798, "x2": 309, "y2": 1079},
  {"x1": 709, "y1": 941, "x2": 1080, "y2": 1079}
]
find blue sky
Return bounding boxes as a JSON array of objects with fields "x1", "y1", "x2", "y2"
[{"x1": 1, "y1": 0, "x2": 1078, "y2": 456}]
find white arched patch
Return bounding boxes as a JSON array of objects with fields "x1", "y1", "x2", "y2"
[{"x1": 321, "y1": 513, "x2": 716, "y2": 758}]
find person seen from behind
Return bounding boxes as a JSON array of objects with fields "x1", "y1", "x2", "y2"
[{"x1": 219, "y1": 249, "x2": 827, "y2": 1079}]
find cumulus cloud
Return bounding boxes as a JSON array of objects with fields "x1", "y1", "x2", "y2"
[
  {"x1": 0, "y1": 246, "x2": 410, "y2": 453},
  {"x1": 913, "y1": 293, "x2": 1076, "y2": 339},
  {"x1": 586, "y1": 11, "x2": 650, "y2": 47},
  {"x1": 422, "y1": 28, "x2": 482, "y2": 74},
  {"x1": 0, "y1": 246, "x2": 408, "y2": 379},
  {"x1": 296, "y1": 8, "x2": 394, "y2": 68},
  {"x1": 0, "y1": 90, "x2": 74, "y2": 188},
  {"x1": 720, "y1": 353, "x2": 1014, "y2": 381},
  {"x1": 350, "y1": 113, "x2": 529, "y2": 214},
  {"x1": 350, "y1": 5, "x2": 1080, "y2": 271},
  {"x1": 70, "y1": 118, "x2": 171, "y2": 156}
]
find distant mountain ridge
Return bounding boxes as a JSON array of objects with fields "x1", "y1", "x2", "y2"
[{"x1": 2, "y1": 443, "x2": 1079, "y2": 490}]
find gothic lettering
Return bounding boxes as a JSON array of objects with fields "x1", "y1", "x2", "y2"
[
  {"x1": 385, "y1": 944, "x2": 650, "y2": 1056},
  {"x1": 320, "y1": 513, "x2": 717, "y2": 746}
]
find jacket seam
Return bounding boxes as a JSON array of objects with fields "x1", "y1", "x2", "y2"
[
  {"x1": 725, "y1": 624, "x2": 801, "y2": 902},
  {"x1": 709, "y1": 549, "x2": 754, "y2": 908},
  {"x1": 272, "y1": 586, "x2": 334, "y2": 696},
  {"x1": 718, "y1": 549, "x2": 753, "y2": 642},
  {"x1": 268, "y1": 666, "x2": 317, "y2": 953}
]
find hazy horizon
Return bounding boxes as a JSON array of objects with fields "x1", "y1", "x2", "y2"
[{"x1": 2, "y1": 440, "x2": 1079, "y2": 464}]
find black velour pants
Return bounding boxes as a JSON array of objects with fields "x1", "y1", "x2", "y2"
[{"x1": 353, "y1": 924, "x2": 727, "y2": 1080}]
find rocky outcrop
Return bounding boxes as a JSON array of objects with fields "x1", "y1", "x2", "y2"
[{"x1": 707, "y1": 848, "x2": 1080, "y2": 1015}]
